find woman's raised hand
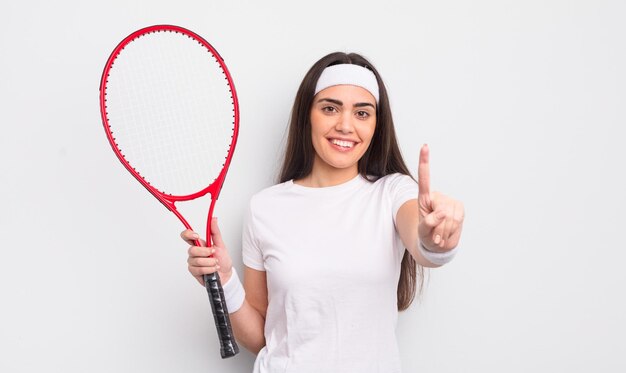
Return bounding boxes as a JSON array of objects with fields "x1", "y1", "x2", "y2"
[{"x1": 417, "y1": 144, "x2": 465, "y2": 252}]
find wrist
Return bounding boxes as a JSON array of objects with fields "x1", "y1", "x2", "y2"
[
  {"x1": 221, "y1": 267, "x2": 245, "y2": 313},
  {"x1": 418, "y1": 241, "x2": 458, "y2": 266},
  {"x1": 219, "y1": 268, "x2": 233, "y2": 285},
  {"x1": 419, "y1": 241, "x2": 443, "y2": 253}
]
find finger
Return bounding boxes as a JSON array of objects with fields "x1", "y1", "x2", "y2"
[
  {"x1": 187, "y1": 256, "x2": 219, "y2": 267},
  {"x1": 444, "y1": 204, "x2": 465, "y2": 249},
  {"x1": 418, "y1": 144, "x2": 431, "y2": 198},
  {"x1": 432, "y1": 225, "x2": 444, "y2": 248},
  {"x1": 447, "y1": 202, "x2": 464, "y2": 238},
  {"x1": 430, "y1": 210, "x2": 449, "y2": 248},
  {"x1": 180, "y1": 229, "x2": 200, "y2": 245},
  {"x1": 439, "y1": 206, "x2": 454, "y2": 249},
  {"x1": 422, "y1": 209, "x2": 446, "y2": 229},
  {"x1": 210, "y1": 217, "x2": 225, "y2": 248},
  {"x1": 181, "y1": 230, "x2": 207, "y2": 247},
  {"x1": 188, "y1": 264, "x2": 219, "y2": 276},
  {"x1": 430, "y1": 194, "x2": 458, "y2": 245},
  {"x1": 436, "y1": 200, "x2": 463, "y2": 236},
  {"x1": 444, "y1": 223, "x2": 463, "y2": 251},
  {"x1": 419, "y1": 209, "x2": 446, "y2": 249},
  {"x1": 188, "y1": 245, "x2": 215, "y2": 258}
]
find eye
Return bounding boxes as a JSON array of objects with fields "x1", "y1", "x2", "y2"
[
  {"x1": 321, "y1": 106, "x2": 338, "y2": 113},
  {"x1": 356, "y1": 110, "x2": 371, "y2": 119}
]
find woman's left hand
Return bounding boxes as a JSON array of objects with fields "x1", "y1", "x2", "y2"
[{"x1": 416, "y1": 144, "x2": 465, "y2": 252}]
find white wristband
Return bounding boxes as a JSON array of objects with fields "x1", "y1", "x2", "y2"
[
  {"x1": 221, "y1": 267, "x2": 245, "y2": 313},
  {"x1": 418, "y1": 242, "x2": 458, "y2": 266}
]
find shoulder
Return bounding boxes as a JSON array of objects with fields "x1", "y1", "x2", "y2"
[
  {"x1": 370, "y1": 173, "x2": 417, "y2": 190},
  {"x1": 372, "y1": 174, "x2": 418, "y2": 213},
  {"x1": 247, "y1": 180, "x2": 293, "y2": 211}
]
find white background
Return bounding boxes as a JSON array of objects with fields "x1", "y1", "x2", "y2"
[{"x1": 1, "y1": 0, "x2": 625, "y2": 372}]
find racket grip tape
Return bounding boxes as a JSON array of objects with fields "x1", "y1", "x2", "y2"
[{"x1": 203, "y1": 272, "x2": 240, "y2": 358}]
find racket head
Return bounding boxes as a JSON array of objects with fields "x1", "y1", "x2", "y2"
[{"x1": 99, "y1": 25, "x2": 239, "y2": 207}]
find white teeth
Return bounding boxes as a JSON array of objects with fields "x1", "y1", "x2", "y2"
[{"x1": 331, "y1": 139, "x2": 355, "y2": 148}]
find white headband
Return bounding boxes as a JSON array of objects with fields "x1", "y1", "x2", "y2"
[{"x1": 314, "y1": 64, "x2": 379, "y2": 103}]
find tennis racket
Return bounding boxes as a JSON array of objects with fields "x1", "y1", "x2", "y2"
[{"x1": 99, "y1": 25, "x2": 239, "y2": 358}]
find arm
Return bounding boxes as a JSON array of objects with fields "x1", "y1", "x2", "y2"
[
  {"x1": 182, "y1": 220, "x2": 268, "y2": 355},
  {"x1": 228, "y1": 267, "x2": 267, "y2": 354}
]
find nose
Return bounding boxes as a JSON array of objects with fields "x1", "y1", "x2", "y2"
[{"x1": 334, "y1": 112, "x2": 354, "y2": 133}]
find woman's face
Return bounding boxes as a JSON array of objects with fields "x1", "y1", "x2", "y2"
[{"x1": 309, "y1": 84, "x2": 377, "y2": 176}]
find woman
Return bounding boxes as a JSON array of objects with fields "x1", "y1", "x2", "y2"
[{"x1": 182, "y1": 52, "x2": 464, "y2": 372}]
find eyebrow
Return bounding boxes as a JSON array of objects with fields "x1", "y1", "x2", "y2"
[{"x1": 316, "y1": 98, "x2": 376, "y2": 109}]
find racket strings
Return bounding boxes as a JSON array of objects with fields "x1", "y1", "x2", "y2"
[{"x1": 105, "y1": 30, "x2": 235, "y2": 196}]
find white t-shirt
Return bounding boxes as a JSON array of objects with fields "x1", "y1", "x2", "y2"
[{"x1": 242, "y1": 173, "x2": 419, "y2": 373}]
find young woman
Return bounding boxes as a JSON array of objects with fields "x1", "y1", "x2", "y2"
[{"x1": 182, "y1": 52, "x2": 464, "y2": 372}]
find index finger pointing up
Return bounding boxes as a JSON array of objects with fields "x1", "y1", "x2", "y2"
[{"x1": 418, "y1": 144, "x2": 430, "y2": 197}]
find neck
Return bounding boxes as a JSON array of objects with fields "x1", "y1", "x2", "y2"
[{"x1": 295, "y1": 158, "x2": 359, "y2": 188}]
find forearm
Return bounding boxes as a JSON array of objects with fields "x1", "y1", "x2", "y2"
[
  {"x1": 396, "y1": 200, "x2": 442, "y2": 268},
  {"x1": 221, "y1": 266, "x2": 268, "y2": 355},
  {"x1": 230, "y1": 300, "x2": 266, "y2": 354}
]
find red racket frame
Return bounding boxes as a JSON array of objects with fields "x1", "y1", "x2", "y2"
[{"x1": 99, "y1": 24, "x2": 240, "y2": 358}]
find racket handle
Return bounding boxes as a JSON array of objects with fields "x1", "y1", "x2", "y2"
[{"x1": 203, "y1": 272, "x2": 240, "y2": 358}]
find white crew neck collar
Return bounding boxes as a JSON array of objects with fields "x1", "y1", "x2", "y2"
[{"x1": 288, "y1": 174, "x2": 366, "y2": 194}]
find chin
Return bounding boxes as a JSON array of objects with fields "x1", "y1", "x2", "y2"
[{"x1": 327, "y1": 158, "x2": 361, "y2": 170}]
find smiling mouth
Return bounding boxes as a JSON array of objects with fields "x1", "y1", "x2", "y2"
[{"x1": 329, "y1": 139, "x2": 356, "y2": 148}]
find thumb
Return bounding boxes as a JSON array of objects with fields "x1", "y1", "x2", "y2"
[
  {"x1": 210, "y1": 217, "x2": 225, "y2": 248},
  {"x1": 422, "y1": 209, "x2": 445, "y2": 229}
]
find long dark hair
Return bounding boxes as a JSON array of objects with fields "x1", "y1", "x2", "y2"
[{"x1": 278, "y1": 52, "x2": 423, "y2": 310}]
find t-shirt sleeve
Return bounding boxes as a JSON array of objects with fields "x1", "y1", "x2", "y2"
[
  {"x1": 241, "y1": 200, "x2": 265, "y2": 271},
  {"x1": 388, "y1": 173, "x2": 419, "y2": 226}
]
